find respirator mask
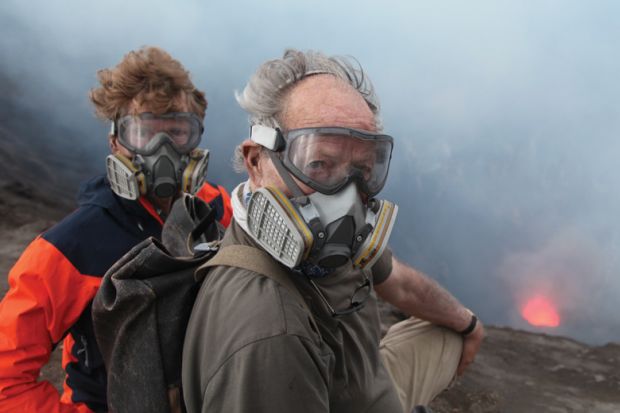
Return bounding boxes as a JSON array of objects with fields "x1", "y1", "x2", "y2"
[
  {"x1": 106, "y1": 112, "x2": 209, "y2": 200},
  {"x1": 245, "y1": 125, "x2": 398, "y2": 271}
]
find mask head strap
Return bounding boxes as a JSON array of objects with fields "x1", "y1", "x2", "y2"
[
  {"x1": 266, "y1": 151, "x2": 307, "y2": 201},
  {"x1": 250, "y1": 124, "x2": 307, "y2": 201},
  {"x1": 250, "y1": 124, "x2": 285, "y2": 151}
]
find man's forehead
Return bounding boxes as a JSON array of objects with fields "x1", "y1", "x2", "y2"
[
  {"x1": 125, "y1": 93, "x2": 192, "y2": 116},
  {"x1": 299, "y1": 134, "x2": 377, "y2": 152},
  {"x1": 281, "y1": 75, "x2": 376, "y2": 132}
]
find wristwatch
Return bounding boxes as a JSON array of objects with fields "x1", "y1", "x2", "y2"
[{"x1": 458, "y1": 309, "x2": 478, "y2": 336}]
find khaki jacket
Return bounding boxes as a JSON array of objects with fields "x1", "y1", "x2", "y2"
[{"x1": 182, "y1": 220, "x2": 401, "y2": 413}]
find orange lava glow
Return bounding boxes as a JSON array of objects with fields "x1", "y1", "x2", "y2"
[{"x1": 521, "y1": 295, "x2": 560, "y2": 327}]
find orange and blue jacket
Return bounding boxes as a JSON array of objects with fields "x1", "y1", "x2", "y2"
[{"x1": 0, "y1": 175, "x2": 231, "y2": 413}]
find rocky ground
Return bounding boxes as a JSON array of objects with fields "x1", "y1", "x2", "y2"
[{"x1": 1, "y1": 179, "x2": 619, "y2": 412}]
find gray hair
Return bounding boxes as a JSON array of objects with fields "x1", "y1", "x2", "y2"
[{"x1": 233, "y1": 49, "x2": 382, "y2": 172}]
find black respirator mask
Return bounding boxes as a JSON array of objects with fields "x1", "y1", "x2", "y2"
[{"x1": 106, "y1": 112, "x2": 209, "y2": 200}]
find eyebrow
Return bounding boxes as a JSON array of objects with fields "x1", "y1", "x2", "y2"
[{"x1": 312, "y1": 147, "x2": 340, "y2": 160}]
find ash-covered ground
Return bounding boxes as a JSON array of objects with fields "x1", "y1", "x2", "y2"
[{"x1": 1, "y1": 172, "x2": 619, "y2": 412}]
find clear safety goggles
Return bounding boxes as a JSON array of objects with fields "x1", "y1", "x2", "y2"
[
  {"x1": 252, "y1": 125, "x2": 394, "y2": 197},
  {"x1": 113, "y1": 112, "x2": 204, "y2": 155}
]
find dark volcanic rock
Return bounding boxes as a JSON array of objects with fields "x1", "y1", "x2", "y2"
[{"x1": 1, "y1": 186, "x2": 619, "y2": 412}]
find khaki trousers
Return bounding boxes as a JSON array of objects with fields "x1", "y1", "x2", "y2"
[{"x1": 380, "y1": 318, "x2": 463, "y2": 412}]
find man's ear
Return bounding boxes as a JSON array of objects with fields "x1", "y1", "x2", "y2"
[
  {"x1": 241, "y1": 139, "x2": 264, "y2": 189},
  {"x1": 108, "y1": 134, "x2": 119, "y2": 153}
]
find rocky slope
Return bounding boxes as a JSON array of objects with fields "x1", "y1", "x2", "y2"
[{"x1": 0, "y1": 178, "x2": 619, "y2": 412}]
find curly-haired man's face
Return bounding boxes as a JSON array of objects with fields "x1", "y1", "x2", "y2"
[{"x1": 110, "y1": 97, "x2": 192, "y2": 158}]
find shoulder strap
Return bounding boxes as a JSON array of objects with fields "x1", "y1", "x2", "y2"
[{"x1": 200, "y1": 245, "x2": 320, "y2": 335}]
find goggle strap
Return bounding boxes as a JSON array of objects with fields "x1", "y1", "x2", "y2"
[
  {"x1": 267, "y1": 151, "x2": 307, "y2": 200},
  {"x1": 250, "y1": 125, "x2": 285, "y2": 151}
]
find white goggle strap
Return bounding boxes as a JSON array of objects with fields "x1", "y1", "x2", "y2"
[
  {"x1": 352, "y1": 200, "x2": 398, "y2": 269},
  {"x1": 250, "y1": 124, "x2": 283, "y2": 150},
  {"x1": 250, "y1": 125, "x2": 307, "y2": 200}
]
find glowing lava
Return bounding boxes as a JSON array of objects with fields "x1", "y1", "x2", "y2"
[{"x1": 521, "y1": 295, "x2": 560, "y2": 327}]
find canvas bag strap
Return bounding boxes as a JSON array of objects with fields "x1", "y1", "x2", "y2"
[{"x1": 200, "y1": 244, "x2": 320, "y2": 336}]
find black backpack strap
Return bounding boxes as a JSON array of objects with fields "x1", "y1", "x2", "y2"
[{"x1": 198, "y1": 245, "x2": 321, "y2": 338}]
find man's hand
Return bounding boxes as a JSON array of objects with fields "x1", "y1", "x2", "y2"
[
  {"x1": 457, "y1": 321, "x2": 484, "y2": 376},
  {"x1": 375, "y1": 256, "x2": 485, "y2": 376}
]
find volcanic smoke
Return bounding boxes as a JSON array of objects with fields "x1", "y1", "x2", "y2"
[{"x1": 521, "y1": 295, "x2": 560, "y2": 327}]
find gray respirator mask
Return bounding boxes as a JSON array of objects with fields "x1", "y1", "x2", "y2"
[
  {"x1": 245, "y1": 125, "x2": 398, "y2": 270},
  {"x1": 105, "y1": 112, "x2": 209, "y2": 200}
]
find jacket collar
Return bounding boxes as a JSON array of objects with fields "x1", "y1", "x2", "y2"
[{"x1": 77, "y1": 175, "x2": 162, "y2": 237}]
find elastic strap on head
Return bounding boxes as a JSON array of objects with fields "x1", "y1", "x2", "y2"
[
  {"x1": 250, "y1": 124, "x2": 285, "y2": 151},
  {"x1": 267, "y1": 150, "x2": 307, "y2": 201}
]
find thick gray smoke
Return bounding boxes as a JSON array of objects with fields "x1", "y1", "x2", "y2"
[{"x1": 1, "y1": 0, "x2": 618, "y2": 344}]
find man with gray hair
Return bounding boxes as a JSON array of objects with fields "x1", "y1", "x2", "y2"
[{"x1": 182, "y1": 49, "x2": 483, "y2": 413}]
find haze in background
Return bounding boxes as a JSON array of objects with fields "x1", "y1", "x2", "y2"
[{"x1": 1, "y1": 0, "x2": 618, "y2": 344}]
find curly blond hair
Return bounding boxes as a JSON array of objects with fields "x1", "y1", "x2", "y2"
[{"x1": 89, "y1": 46, "x2": 207, "y2": 121}]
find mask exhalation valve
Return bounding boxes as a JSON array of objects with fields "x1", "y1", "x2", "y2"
[
  {"x1": 152, "y1": 156, "x2": 178, "y2": 198},
  {"x1": 316, "y1": 215, "x2": 356, "y2": 268}
]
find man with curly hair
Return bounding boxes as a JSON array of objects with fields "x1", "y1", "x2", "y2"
[{"x1": 0, "y1": 46, "x2": 231, "y2": 413}]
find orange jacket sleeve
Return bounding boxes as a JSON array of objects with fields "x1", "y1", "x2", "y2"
[
  {"x1": 0, "y1": 237, "x2": 101, "y2": 413},
  {"x1": 195, "y1": 182, "x2": 233, "y2": 228}
]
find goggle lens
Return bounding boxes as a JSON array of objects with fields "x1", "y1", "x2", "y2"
[
  {"x1": 283, "y1": 128, "x2": 393, "y2": 197},
  {"x1": 116, "y1": 112, "x2": 203, "y2": 154}
]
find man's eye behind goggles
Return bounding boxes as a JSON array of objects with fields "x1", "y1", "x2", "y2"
[
  {"x1": 111, "y1": 112, "x2": 204, "y2": 155},
  {"x1": 250, "y1": 125, "x2": 394, "y2": 198}
]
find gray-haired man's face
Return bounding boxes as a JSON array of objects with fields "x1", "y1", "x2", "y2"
[{"x1": 247, "y1": 74, "x2": 378, "y2": 196}]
